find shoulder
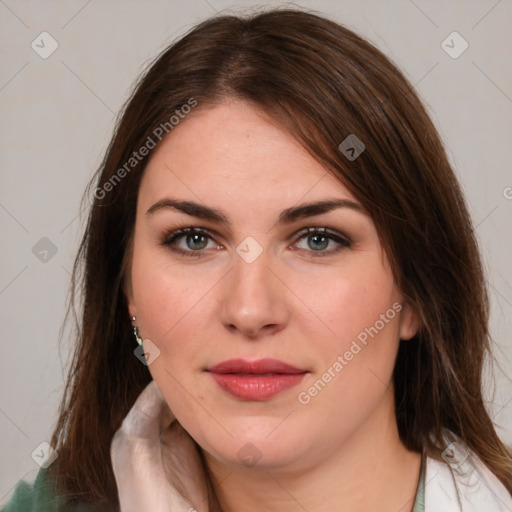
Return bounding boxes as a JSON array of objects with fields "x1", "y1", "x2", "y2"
[{"x1": 425, "y1": 447, "x2": 512, "y2": 512}]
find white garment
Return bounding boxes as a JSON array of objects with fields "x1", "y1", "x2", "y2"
[{"x1": 425, "y1": 452, "x2": 512, "y2": 511}]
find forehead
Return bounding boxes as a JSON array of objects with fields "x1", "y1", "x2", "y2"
[{"x1": 139, "y1": 100, "x2": 355, "y2": 207}]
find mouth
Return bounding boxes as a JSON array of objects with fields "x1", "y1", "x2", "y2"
[{"x1": 206, "y1": 358, "x2": 308, "y2": 401}]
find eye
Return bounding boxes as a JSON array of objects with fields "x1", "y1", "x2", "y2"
[
  {"x1": 292, "y1": 227, "x2": 351, "y2": 256},
  {"x1": 161, "y1": 226, "x2": 351, "y2": 258},
  {"x1": 161, "y1": 227, "x2": 222, "y2": 257}
]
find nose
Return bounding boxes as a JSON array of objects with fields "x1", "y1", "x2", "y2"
[{"x1": 219, "y1": 249, "x2": 290, "y2": 340}]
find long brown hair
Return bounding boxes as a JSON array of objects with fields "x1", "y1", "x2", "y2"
[{"x1": 47, "y1": 7, "x2": 512, "y2": 509}]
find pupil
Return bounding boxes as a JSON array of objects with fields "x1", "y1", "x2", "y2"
[{"x1": 309, "y1": 235, "x2": 328, "y2": 251}]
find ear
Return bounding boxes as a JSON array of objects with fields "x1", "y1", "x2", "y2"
[
  {"x1": 127, "y1": 297, "x2": 137, "y2": 320},
  {"x1": 399, "y1": 302, "x2": 421, "y2": 340},
  {"x1": 124, "y1": 274, "x2": 137, "y2": 320},
  {"x1": 122, "y1": 236, "x2": 136, "y2": 320}
]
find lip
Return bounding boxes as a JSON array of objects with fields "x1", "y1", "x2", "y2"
[
  {"x1": 207, "y1": 358, "x2": 306, "y2": 375},
  {"x1": 206, "y1": 358, "x2": 308, "y2": 401}
]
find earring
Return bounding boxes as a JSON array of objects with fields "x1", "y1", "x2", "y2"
[{"x1": 131, "y1": 316, "x2": 143, "y2": 346}]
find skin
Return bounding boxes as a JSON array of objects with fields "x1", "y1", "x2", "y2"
[{"x1": 126, "y1": 99, "x2": 421, "y2": 512}]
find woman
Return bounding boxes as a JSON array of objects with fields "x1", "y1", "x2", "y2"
[{"x1": 2, "y1": 8, "x2": 511, "y2": 512}]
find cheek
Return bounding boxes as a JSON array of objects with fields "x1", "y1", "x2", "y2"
[
  {"x1": 295, "y1": 258, "x2": 402, "y2": 416},
  {"x1": 303, "y1": 258, "x2": 399, "y2": 356},
  {"x1": 130, "y1": 249, "x2": 219, "y2": 430},
  {"x1": 129, "y1": 245, "x2": 218, "y2": 359},
  {"x1": 299, "y1": 263, "x2": 401, "y2": 412}
]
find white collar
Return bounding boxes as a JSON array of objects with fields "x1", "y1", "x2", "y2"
[{"x1": 425, "y1": 452, "x2": 512, "y2": 511}]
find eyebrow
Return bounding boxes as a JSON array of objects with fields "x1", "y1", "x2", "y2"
[{"x1": 145, "y1": 198, "x2": 366, "y2": 225}]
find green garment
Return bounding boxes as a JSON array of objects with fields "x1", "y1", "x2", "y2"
[
  {"x1": 0, "y1": 469, "x2": 91, "y2": 512},
  {"x1": 2, "y1": 462, "x2": 426, "y2": 511},
  {"x1": 412, "y1": 456, "x2": 425, "y2": 512},
  {"x1": 1, "y1": 469, "x2": 62, "y2": 512}
]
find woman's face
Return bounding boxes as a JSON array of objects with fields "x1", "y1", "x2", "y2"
[{"x1": 127, "y1": 99, "x2": 418, "y2": 472}]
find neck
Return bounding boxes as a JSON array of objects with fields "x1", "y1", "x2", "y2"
[{"x1": 203, "y1": 390, "x2": 421, "y2": 512}]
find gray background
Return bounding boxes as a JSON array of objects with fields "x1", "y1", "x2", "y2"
[{"x1": 1, "y1": 0, "x2": 511, "y2": 503}]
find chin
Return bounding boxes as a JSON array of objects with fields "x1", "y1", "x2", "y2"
[{"x1": 198, "y1": 428, "x2": 307, "y2": 471}]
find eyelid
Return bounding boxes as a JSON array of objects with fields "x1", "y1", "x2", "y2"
[
  {"x1": 292, "y1": 226, "x2": 352, "y2": 246},
  {"x1": 162, "y1": 226, "x2": 221, "y2": 247}
]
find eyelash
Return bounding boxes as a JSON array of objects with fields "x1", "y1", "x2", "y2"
[{"x1": 160, "y1": 226, "x2": 352, "y2": 258}]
